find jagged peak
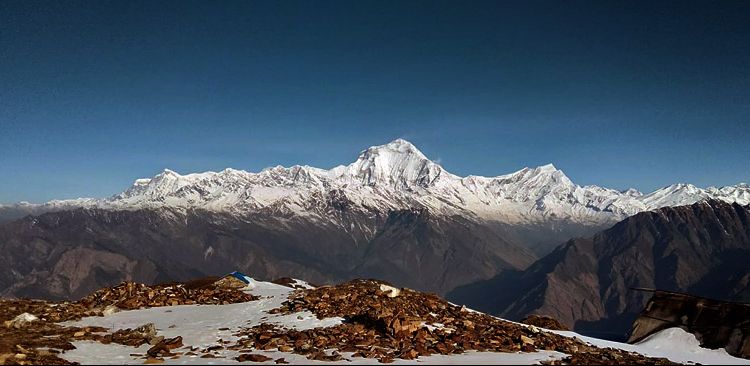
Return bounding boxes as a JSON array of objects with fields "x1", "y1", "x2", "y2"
[
  {"x1": 536, "y1": 163, "x2": 558, "y2": 172},
  {"x1": 654, "y1": 197, "x2": 734, "y2": 213},
  {"x1": 159, "y1": 168, "x2": 180, "y2": 177},
  {"x1": 651, "y1": 183, "x2": 705, "y2": 197},
  {"x1": 387, "y1": 138, "x2": 420, "y2": 150},
  {"x1": 358, "y1": 138, "x2": 428, "y2": 161},
  {"x1": 663, "y1": 183, "x2": 699, "y2": 190},
  {"x1": 508, "y1": 163, "x2": 563, "y2": 176},
  {"x1": 12, "y1": 140, "x2": 750, "y2": 222},
  {"x1": 341, "y1": 139, "x2": 447, "y2": 187},
  {"x1": 258, "y1": 164, "x2": 323, "y2": 176},
  {"x1": 500, "y1": 163, "x2": 573, "y2": 186},
  {"x1": 621, "y1": 188, "x2": 643, "y2": 197},
  {"x1": 124, "y1": 171, "x2": 169, "y2": 190},
  {"x1": 261, "y1": 165, "x2": 287, "y2": 173},
  {"x1": 711, "y1": 182, "x2": 750, "y2": 190},
  {"x1": 220, "y1": 167, "x2": 243, "y2": 174}
]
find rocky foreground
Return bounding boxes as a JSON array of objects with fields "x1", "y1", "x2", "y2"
[
  {"x1": 248, "y1": 280, "x2": 673, "y2": 365},
  {"x1": 0, "y1": 278, "x2": 255, "y2": 365},
  {"x1": 0, "y1": 277, "x2": 680, "y2": 365}
]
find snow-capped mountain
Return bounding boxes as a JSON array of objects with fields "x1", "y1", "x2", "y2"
[
  {"x1": 2, "y1": 139, "x2": 749, "y2": 302},
  {"x1": 4, "y1": 139, "x2": 749, "y2": 226}
]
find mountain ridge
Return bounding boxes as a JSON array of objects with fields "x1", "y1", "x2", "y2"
[
  {"x1": 3, "y1": 139, "x2": 749, "y2": 230},
  {"x1": 447, "y1": 199, "x2": 750, "y2": 340}
]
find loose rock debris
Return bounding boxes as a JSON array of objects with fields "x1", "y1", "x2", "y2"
[
  {"x1": 0, "y1": 279, "x2": 257, "y2": 365},
  {"x1": 0, "y1": 320, "x2": 163, "y2": 365},
  {"x1": 146, "y1": 336, "x2": 184, "y2": 358},
  {"x1": 79, "y1": 281, "x2": 258, "y2": 311},
  {"x1": 1, "y1": 278, "x2": 678, "y2": 365},
  {"x1": 521, "y1": 315, "x2": 570, "y2": 331},
  {"x1": 235, "y1": 353, "x2": 273, "y2": 362},
  {"x1": 244, "y1": 279, "x2": 675, "y2": 364},
  {"x1": 2, "y1": 280, "x2": 257, "y2": 325}
]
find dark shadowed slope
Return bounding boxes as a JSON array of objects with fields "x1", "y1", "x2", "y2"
[
  {"x1": 0, "y1": 207, "x2": 535, "y2": 300},
  {"x1": 448, "y1": 200, "x2": 750, "y2": 340}
]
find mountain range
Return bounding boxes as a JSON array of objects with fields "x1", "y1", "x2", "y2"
[
  {"x1": 1, "y1": 139, "x2": 749, "y2": 339},
  {"x1": 3, "y1": 139, "x2": 749, "y2": 254}
]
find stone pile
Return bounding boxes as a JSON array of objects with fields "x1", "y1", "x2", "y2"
[
  {"x1": 79, "y1": 281, "x2": 257, "y2": 311},
  {"x1": 0, "y1": 299, "x2": 89, "y2": 324},
  {"x1": 146, "y1": 336, "x2": 184, "y2": 358},
  {"x1": 521, "y1": 315, "x2": 570, "y2": 331}
]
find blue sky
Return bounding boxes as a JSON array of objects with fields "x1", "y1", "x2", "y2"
[{"x1": 1, "y1": 0, "x2": 749, "y2": 203}]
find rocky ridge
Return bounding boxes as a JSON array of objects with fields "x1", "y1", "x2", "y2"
[{"x1": 238, "y1": 279, "x2": 673, "y2": 364}]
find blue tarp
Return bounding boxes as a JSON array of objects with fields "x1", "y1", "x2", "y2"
[{"x1": 227, "y1": 271, "x2": 250, "y2": 284}]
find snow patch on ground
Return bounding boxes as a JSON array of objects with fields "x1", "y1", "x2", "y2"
[
  {"x1": 635, "y1": 328, "x2": 749, "y2": 365},
  {"x1": 457, "y1": 306, "x2": 749, "y2": 365},
  {"x1": 61, "y1": 278, "x2": 345, "y2": 364},
  {"x1": 553, "y1": 328, "x2": 750, "y2": 365},
  {"x1": 291, "y1": 278, "x2": 316, "y2": 289}
]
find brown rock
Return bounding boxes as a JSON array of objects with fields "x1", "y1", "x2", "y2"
[
  {"x1": 163, "y1": 336, "x2": 183, "y2": 350},
  {"x1": 236, "y1": 353, "x2": 273, "y2": 362},
  {"x1": 520, "y1": 335, "x2": 534, "y2": 345},
  {"x1": 147, "y1": 343, "x2": 171, "y2": 358},
  {"x1": 278, "y1": 345, "x2": 293, "y2": 352},
  {"x1": 520, "y1": 315, "x2": 569, "y2": 331}
]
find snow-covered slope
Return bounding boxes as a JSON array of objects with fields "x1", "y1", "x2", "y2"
[
  {"x1": 5, "y1": 139, "x2": 750, "y2": 226},
  {"x1": 553, "y1": 328, "x2": 750, "y2": 365},
  {"x1": 60, "y1": 277, "x2": 750, "y2": 365}
]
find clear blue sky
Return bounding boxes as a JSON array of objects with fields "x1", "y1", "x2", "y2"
[{"x1": 1, "y1": 0, "x2": 749, "y2": 203}]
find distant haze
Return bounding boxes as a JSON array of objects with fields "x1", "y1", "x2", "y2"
[{"x1": 1, "y1": 0, "x2": 749, "y2": 203}]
